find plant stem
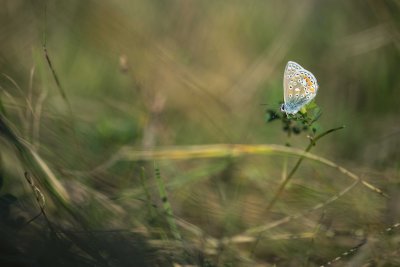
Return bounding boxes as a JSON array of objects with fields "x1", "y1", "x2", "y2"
[
  {"x1": 154, "y1": 164, "x2": 182, "y2": 242},
  {"x1": 139, "y1": 167, "x2": 157, "y2": 220},
  {"x1": 264, "y1": 126, "x2": 345, "y2": 214}
]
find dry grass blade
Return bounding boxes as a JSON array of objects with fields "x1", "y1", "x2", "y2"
[
  {"x1": 119, "y1": 144, "x2": 386, "y2": 197},
  {"x1": 43, "y1": 46, "x2": 67, "y2": 100},
  {"x1": 0, "y1": 115, "x2": 70, "y2": 205},
  {"x1": 239, "y1": 179, "x2": 359, "y2": 237},
  {"x1": 28, "y1": 145, "x2": 70, "y2": 203}
]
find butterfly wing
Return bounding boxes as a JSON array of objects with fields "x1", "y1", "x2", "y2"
[
  {"x1": 283, "y1": 61, "x2": 318, "y2": 114},
  {"x1": 283, "y1": 61, "x2": 303, "y2": 104}
]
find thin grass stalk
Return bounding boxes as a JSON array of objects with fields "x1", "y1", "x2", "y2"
[
  {"x1": 154, "y1": 165, "x2": 182, "y2": 242},
  {"x1": 264, "y1": 126, "x2": 346, "y2": 214}
]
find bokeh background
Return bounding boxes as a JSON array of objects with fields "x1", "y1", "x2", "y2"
[{"x1": 0, "y1": 1, "x2": 400, "y2": 266}]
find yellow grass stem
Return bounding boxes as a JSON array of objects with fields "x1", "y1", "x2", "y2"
[{"x1": 118, "y1": 144, "x2": 386, "y2": 198}]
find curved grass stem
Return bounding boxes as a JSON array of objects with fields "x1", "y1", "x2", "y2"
[{"x1": 264, "y1": 126, "x2": 346, "y2": 215}]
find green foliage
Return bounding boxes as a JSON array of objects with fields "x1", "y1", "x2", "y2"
[{"x1": 266, "y1": 101, "x2": 322, "y2": 138}]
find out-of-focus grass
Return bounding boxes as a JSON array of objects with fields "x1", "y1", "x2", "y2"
[{"x1": 0, "y1": 0, "x2": 400, "y2": 266}]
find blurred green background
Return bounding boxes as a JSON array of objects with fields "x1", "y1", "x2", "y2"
[{"x1": 0, "y1": 1, "x2": 400, "y2": 266}]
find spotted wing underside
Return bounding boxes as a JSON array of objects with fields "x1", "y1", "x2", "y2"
[{"x1": 283, "y1": 61, "x2": 318, "y2": 113}]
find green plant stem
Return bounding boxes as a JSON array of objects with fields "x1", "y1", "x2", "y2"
[
  {"x1": 139, "y1": 167, "x2": 157, "y2": 220},
  {"x1": 154, "y1": 165, "x2": 182, "y2": 242},
  {"x1": 264, "y1": 126, "x2": 345, "y2": 214}
]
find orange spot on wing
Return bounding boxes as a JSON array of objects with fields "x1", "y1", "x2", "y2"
[
  {"x1": 305, "y1": 77, "x2": 313, "y2": 86},
  {"x1": 309, "y1": 87, "x2": 315, "y2": 92}
]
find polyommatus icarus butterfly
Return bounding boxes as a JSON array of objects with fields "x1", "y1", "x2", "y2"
[{"x1": 281, "y1": 61, "x2": 318, "y2": 115}]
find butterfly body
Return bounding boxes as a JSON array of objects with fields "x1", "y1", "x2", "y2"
[{"x1": 282, "y1": 61, "x2": 318, "y2": 115}]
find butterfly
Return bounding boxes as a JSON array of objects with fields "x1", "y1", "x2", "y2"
[{"x1": 281, "y1": 61, "x2": 319, "y2": 115}]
